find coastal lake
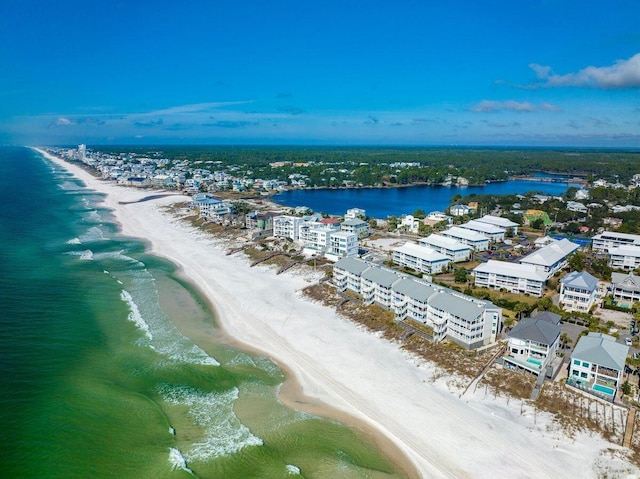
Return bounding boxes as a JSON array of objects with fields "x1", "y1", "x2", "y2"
[{"x1": 272, "y1": 176, "x2": 580, "y2": 218}]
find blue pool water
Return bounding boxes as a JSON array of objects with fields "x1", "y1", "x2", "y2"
[
  {"x1": 526, "y1": 358, "x2": 542, "y2": 366},
  {"x1": 593, "y1": 384, "x2": 615, "y2": 396}
]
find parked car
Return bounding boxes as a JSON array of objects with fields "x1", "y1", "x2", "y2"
[{"x1": 625, "y1": 337, "x2": 633, "y2": 346}]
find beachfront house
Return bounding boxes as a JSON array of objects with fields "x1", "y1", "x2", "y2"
[
  {"x1": 519, "y1": 238, "x2": 579, "y2": 278},
  {"x1": 399, "y1": 215, "x2": 421, "y2": 234},
  {"x1": 419, "y1": 234, "x2": 471, "y2": 263},
  {"x1": 608, "y1": 245, "x2": 640, "y2": 271},
  {"x1": 503, "y1": 312, "x2": 561, "y2": 376},
  {"x1": 592, "y1": 231, "x2": 640, "y2": 252},
  {"x1": 611, "y1": 272, "x2": 640, "y2": 305},
  {"x1": 475, "y1": 215, "x2": 519, "y2": 236},
  {"x1": 273, "y1": 215, "x2": 302, "y2": 240},
  {"x1": 392, "y1": 242, "x2": 449, "y2": 275},
  {"x1": 473, "y1": 260, "x2": 548, "y2": 296},
  {"x1": 340, "y1": 218, "x2": 370, "y2": 239},
  {"x1": 459, "y1": 220, "x2": 506, "y2": 242},
  {"x1": 333, "y1": 258, "x2": 501, "y2": 349},
  {"x1": 559, "y1": 271, "x2": 600, "y2": 312},
  {"x1": 567, "y1": 333, "x2": 629, "y2": 401},
  {"x1": 327, "y1": 231, "x2": 358, "y2": 261},
  {"x1": 441, "y1": 226, "x2": 489, "y2": 252}
]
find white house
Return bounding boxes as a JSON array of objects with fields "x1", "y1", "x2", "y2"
[
  {"x1": 592, "y1": 231, "x2": 640, "y2": 252},
  {"x1": 473, "y1": 260, "x2": 548, "y2": 296},
  {"x1": 559, "y1": 271, "x2": 600, "y2": 312},
  {"x1": 360, "y1": 266, "x2": 402, "y2": 308},
  {"x1": 392, "y1": 242, "x2": 449, "y2": 275},
  {"x1": 345, "y1": 208, "x2": 366, "y2": 220},
  {"x1": 567, "y1": 201, "x2": 588, "y2": 213},
  {"x1": 519, "y1": 238, "x2": 579, "y2": 278},
  {"x1": 400, "y1": 215, "x2": 421, "y2": 234},
  {"x1": 475, "y1": 215, "x2": 519, "y2": 236},
  {"x1": 419, "y1": 234, "x2": 471, "y2": 262},
  {"x1": 608, "y1": 245, "x2": 640, "y2": 271},
  {"x1": 611, "y1": 272, "x2": 640, "y2": 305},
  {"x1": 459, "y1": 220, "x2": 506, "y2": 242},
  {"x1": 504, "y1": 312, "x2": 561, "y2": 376},
  {"x1": 442, "y1": 226, "x2": 489, "y2": 252},
  {"x1": 340, "y1": 218, "x2": 369, "y2": 239},
  {"x1": 568, "y1": 333, "x2": 629, "y2": 401},
  {"x1": 450, "y1": 204, "x2": 471, "y2": 217},
  {"x1": 273, "y1": 215, "x2": 302, "y2": 240}
]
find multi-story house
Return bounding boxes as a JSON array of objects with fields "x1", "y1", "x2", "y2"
[
  {"x1": 327, "y1": 231, "x2": 358, "y2": 260},
  {"x1": 559, "y1": 271, "x2": 600, "y2": 312},
  {"x1": 392, "y1": 242, "x2": 449, "y2": 275},
  {"x1": 504, "y1": 312, "x2": 561, "y2": 376},
  {"x1": 340, "y1": 218, "x2": 369, "y2": 239},
  {"x1": 473, "y1": 260, "x2": 548, "y2": 296},
  {"x1": 611, "y1": 272, "x2": 640, "y2": 305},
  {"x1": 419, "y1": 234, "x2": 471, "y2": 263},
  {"x1": 568, "y1": 333, "x2": 629, "y2": 401},
  {"x1": 273, "y1": 215, "x2": 302, "y2": 240}
]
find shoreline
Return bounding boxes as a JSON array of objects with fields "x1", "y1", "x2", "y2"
[{"x1": 35, "y1": 147, "x2": 638, "y2": 479}]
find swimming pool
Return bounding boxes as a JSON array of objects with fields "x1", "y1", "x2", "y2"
[
  {"x1": 593, "y1": 384, "x2": 615, "y2": 396},
  {"x1": 526, "y1": 358, "x2": 542, "y2": 366}
]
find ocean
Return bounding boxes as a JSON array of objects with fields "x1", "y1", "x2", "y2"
[{"x1": 0, "y1": 147, "x2": 407, "y2": 479}]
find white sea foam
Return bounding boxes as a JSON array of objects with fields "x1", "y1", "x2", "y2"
[
  {"x1": 286, "y1": 464, "x2": 301, "y2": 475},
  {"x1": 83, "y1": 209, "x2": 102, "y2": 223},
  {"x1": 92, "y1": 250, "x2": 145, "y2": 267},
  {"x1": 79, "y1": 226, "x2": 106, "y2": 243},
  {"x1": 120, "y1": 290, "x2": 153, "y2": 340},
  {"x1": 67, "y1": 237, "x2": 81, "y2": 245},
  {"x1": 168, "y1": 447, "x2": 194, "y2": 475},
  {"x1": 79, "y1": 250, "x2": 94, "y2": 261},
  {"x1": 158, "y1": 385, "x2": 263, "y2": 462}
]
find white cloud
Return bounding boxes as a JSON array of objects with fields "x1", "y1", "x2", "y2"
[
  {"x1": 55, "y1": 117, "x2": 74, "y2": 126},
  {"x1": 471, "y1": 100, "x2": 558, "y2": 113},
  {"x1": 530, "y1": 52, "x2": 640, "y2": 89}
]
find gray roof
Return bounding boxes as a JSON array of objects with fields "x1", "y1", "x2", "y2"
[
  {"x1": 429, "y1": 292, "x2": 484, "y2": 321},
  {"x1": 560, "y1": 271, "x2": 598, "y2": 292},
  {"x1": 612, "y1": 272, "x2": 640, "y2": 292},
  {"x1": 533, "y1": 311, "x2": 561, "y2": 325},
  {"x1": 334, "y1": 257, "x2": 370, "y2": 275},
  {"x1": 342, "y1": 218, "x2": 368, "y2": 227},
  {"x1": 520, "y1": 238, "x2": 579, "y2": 267},
  {"x1": 571, "y1": 332, "x2": 629, "y2": 371},
  {"x1": 509, "y1": 316, "x2": 561, "y2": 345},
  {"x1": 391, "y1": 278, "x2": 437, "y2": 302},
  {"x1": 361, "y1": 266, "x2": 400, "y2": 287}
]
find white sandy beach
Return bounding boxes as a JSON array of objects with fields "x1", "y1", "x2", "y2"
[{"x1": 39, "y1": 148, "x2": 639, "y2": 479}]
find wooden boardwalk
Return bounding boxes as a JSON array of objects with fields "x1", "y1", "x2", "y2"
[{"x1": 623, "y1": 407, "x2": 636, "y2": 448}]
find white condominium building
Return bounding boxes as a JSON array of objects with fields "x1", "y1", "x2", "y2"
[
  {"x1": 473, "y1": 260, "x2": 548, "y2": 296},
  {"x1": 519, "y1": 238, "x2": 579, "y2": 278},
  {"x1": 327, "y1": 231, "x2": 358, "y2": 260},
  {"x1": 459, "y1": 220, "x2": 505, "y2": 242},
  {"x1": 419, "y1": 234, "x2": 471, "y2": 262},
  {"x1": 442, "y1": 226, "x2": 490, "y2": 252},
  {"x1": 592, "y1": 231, "x2": 640, "y2": 252},
  {"x1": 392, "y1": 242, "x2": 449, "y2": 275},
  {"x1": 334, "y1": 258, "x2": 501, "y2": 349},
  {"x1": 475, "y1": 215, "x2": 519, "y2": 235},
  {"x1": 608, "y1": 245, "x2": 640, "y2": 271}
]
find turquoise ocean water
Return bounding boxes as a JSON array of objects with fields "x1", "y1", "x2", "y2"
[{"x1": 0, "y1": 147, "x2": 406, "y2": 479}]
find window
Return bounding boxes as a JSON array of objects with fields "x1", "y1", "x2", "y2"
[
  {"x1": 582, "y1": 362, "x2": 589, "y2": 367},
  {"x1": 581, "y1": 372, "x2": 588, "y2": 378},
  {"x1": 573, "y1": 359, "x2": 580, "y2": 365},
  {"x1": 572, "y1": 370, "x2": 579, "y2": 376}
]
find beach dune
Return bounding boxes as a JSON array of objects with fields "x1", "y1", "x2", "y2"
[{"x1": 37, "y1": 148, "x2": 638, "y2": 479}]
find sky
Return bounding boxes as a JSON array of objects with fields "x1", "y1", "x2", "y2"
[{"x1": 1, "y1": 0, "x2": 639, "y2": 147}]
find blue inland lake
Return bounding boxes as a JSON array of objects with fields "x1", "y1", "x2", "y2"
[{"x1": 272, "y1": 177, "x2": 580, "y2": 218}]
